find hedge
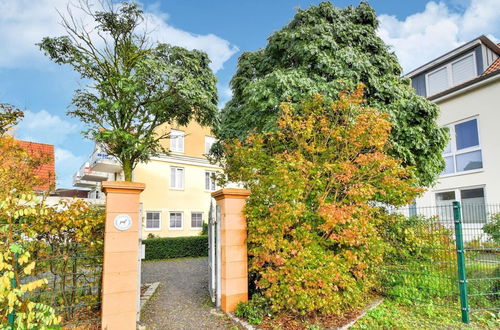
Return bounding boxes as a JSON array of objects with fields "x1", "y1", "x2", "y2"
[{"x1": 143, "y1": 235, "x2": 208, "y2": 260}]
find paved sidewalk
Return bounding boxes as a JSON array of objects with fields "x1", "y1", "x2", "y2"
[{"x1": 140, "y1": 258, "x2": 237, "y2": 329}]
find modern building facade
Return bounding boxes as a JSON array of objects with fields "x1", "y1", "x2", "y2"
[
  {"x1": 73, "y1": 121, "x2": 220, "y2": 238},
  {"x1": 406, "y1": 35, "x2": 500, "y2": 225}
]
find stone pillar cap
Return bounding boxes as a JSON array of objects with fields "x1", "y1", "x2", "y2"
[
  {"x1": 102, "y1": 181, "x2": 146, "y2": 194},
  {"x1": 211, "y1": 188, "x2": 250, "y2": 200}
]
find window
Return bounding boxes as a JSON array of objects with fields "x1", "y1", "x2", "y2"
[
  {"x1": 426, "y1": 52, "x2": 476, "y2": 96},
  {"x1": 191, "y1": 212, "x2": 203, "y2": 229},
  {"x1": 427, "y1": 67, "x2": 449, "y2": 96},
  {"x1": 170, "y1": 167, "x2": 184, "y2": 189},
  {"x1": 170, "y1": 130, "x2": 184, "y2": 152},
  {"x1": 205, "y1": 171, "x2": 217, "y2": 191},
  {"x1": 205, "y1": 136, "x2": 216, "y2": 154},
  {"x1": 169, "y1": 212, "x2": 183, "y2": 229},
  {"x1": 441, "y1": 118, "x2": 482, "y2": 176},
  {"x1": 434, "y1": 187, "x2": 486, "y2": 223},
  {"x1": 452, "y1": 54, "x2": 475, "y2": 85},
  {"x1": 145, "y1": 211, "x2": 161, "y2": 230},
  {"x1": 461, "y1": 188, "x2": 486, "y2": 223}
]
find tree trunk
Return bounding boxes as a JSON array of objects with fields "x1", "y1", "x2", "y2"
[{"x1": 122, "y1": 158, "x2": 133, "y2": 181}]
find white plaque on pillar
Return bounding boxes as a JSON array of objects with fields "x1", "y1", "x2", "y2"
[{"x1": 114, "y1": 214, "x2": 132, "y2": 231}]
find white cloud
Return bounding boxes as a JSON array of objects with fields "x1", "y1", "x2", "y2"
[
  {"x1": 0, "y1": 0, "x2": 238, "y2": 72},
  {"x1": 55, "y1": 147, "x2": 85, "y2": 188},
  {"x1": 378, "y1": 0, "x2": 500, "y2": 73},
  {"x1": 15, "y1": 110, "x2": 79, "y2": 145}
]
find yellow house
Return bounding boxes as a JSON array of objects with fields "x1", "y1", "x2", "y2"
[
  {"x1": 134, "y1": 121, "x2": 220, "y2": 238},
  {"x1": 73, "y1": 120, "x2": 220, "y2": 238}
]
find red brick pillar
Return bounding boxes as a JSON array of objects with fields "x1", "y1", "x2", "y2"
[
  {"x1": 101, "y1": 181, "x2": 145, "y2": 330},
  {"x1": 212, "y1": 188, "x2": 251, "y2": 313}
]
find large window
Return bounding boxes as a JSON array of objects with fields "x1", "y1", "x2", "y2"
[
  {"x1": 169, "y1": 212, "x2": 183, "y2": 229},
  {"x1": 435, "y1": 187, "x2": 486, "y2": 223},
  {"x1": 205, "y1": 136, "x2": 216, "y2": 154},
  {"x1": 170, "y1": 167, "x2": 184, "y2": 190},
  {"x1": 191, "y1": 212, "x2": 203, "y2": 229},
  {"x1": 145, "y1": 211, "x2": 161, "y2": 230},
  {"x1": 170, "y1": 130, "x2": 184, "y2": 152},
  {"x1": 426, "y1": 53, "x2": 476, "y2": 96},
  {"x1": 205, "y1": 171, "x2": 217, "y2": 191},
  {"x1": 442, "y1": 118, "x2": 482, "y2": 176}
]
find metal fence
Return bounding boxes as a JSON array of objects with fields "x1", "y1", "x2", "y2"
[
  {"x1": 5, "y1": 222, "x2": 103, "y2": 328},
  {"x1": 386, "y1": 202, "x2": 500, "y2": 324}
]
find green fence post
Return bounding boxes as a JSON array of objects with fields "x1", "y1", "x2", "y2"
[
  {"x1": 453, "y1": 201, "x2": 470, "y2": 324},
  {"x1": 8, "y1": 252, "x2": 17, "y2": 326}
]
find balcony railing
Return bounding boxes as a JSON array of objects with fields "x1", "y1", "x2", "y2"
[{"x1": 88, "y1": 150, "x2": 121, "y2": 173}]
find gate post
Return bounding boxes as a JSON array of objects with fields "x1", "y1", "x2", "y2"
[
  {"x1": 101, "y1": 181, "x2": 145, "y2": 330},
  {"x1": 212, "y1": 188, "x2": 251, "y2": 313}
]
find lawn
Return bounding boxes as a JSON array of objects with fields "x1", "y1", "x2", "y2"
[{"x1": 352, "y1": 299, "x2": 500, "y2": 329}]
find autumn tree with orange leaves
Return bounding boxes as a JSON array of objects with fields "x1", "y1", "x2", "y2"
[{"x1": 222, "y1": 86, "x2": 422, "y2": 315}]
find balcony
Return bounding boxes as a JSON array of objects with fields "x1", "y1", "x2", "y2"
[
  {"x1": 89, "y1": 150, "x2": 121, "y2": 173},
  {"x1": 79, "y1": 163, "x2": 109, "y2": 182},
  {"x1": 72, "y1": 172, "x2": 99, "y2": 188}
]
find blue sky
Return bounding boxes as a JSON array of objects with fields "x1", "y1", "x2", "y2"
[{"x1": 1, "y1": 0, "x2": 499, "y2": 188}]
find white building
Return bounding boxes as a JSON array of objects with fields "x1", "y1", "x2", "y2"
[{"x1": 405, "y1": 35, "x2": 500, "y2": 232}]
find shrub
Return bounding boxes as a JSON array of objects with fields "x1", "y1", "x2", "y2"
[
  {"x1": 221, "y1": 88, "x2": 421, "y2": 315},
  {"x1": 144, "y1": 236, "x2": 208, "y2": 260},
  {"x1": 378, "y1": 214, "x2": 457, "y2": 303},
  {"x1": 483, "y1": 213, "x2": 500, "y2": 244},
  {"x1": 235, "y1": 294, "x2": 271, "y2": 325}
]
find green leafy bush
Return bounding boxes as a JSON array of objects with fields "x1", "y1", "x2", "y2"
[
  {"x1": 234, "y1": 294, "x2": 271, "y2": 325},
  {"x1": 144, "y1": 236, "x2": 208, "y2": 260},
  {"x1": 378, "y1": 214, "x2": 457, "y2": 303},
  {"x1": 483, "y1": 213, "x2": 500, "y2": 244}
]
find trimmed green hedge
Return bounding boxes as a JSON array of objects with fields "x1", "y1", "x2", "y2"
[{"x1": 143, "y1": 235, "x2": 208, "y2": 260}]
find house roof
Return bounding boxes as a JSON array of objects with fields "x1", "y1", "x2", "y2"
[
  {"x1": 483, "y1": 56, "x2": 500, "y2": 75},
  {"x1": 405, "y1": 35, "x2": 500, "y2": 78},
  {"x1": 16, "y1": 140, "x2": 55, "y2": 191}
]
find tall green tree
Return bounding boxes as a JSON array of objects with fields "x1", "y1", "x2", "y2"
[
  {"x1": 217, "y1": 1, "x2": 447, "y2": 187},
  {"x1": 39, "y1": 1, "x2": 218, "y2": 181}
]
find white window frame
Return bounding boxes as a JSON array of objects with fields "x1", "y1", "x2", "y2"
[
  {"x1": 170, "y1": 129, "x2": 185, "y2": 153},
  {"x1": 205, "y1": 170, "x2": 218, "y2": 192},
  {"x1": 441, "y1": 116, "x2": 483, "y2": 178},
  {"x1": 205, "y1": 136, "x2": 216, "y2": 155},
  {"x1": 170, "y1": 166, "x2": 185, "y2": 190},
  {"x1": 145, "y1": 211, "x2": 161, "y2": 231},
  {"x1": 169, "y1": 211, "x2": 183, "y2": 230},
  {"x1": 191, "y1": 212, "x2": 203, "y2": 229},
  {"x1": 434, "y1": 185, "x2": 487, "y2": 204},
  {"x1": 425, "y1": 52, "x2": 477, "y2": 96}
]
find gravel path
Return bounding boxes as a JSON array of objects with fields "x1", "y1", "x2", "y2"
[{"x1": 140, "y1": 257, "x2": 237, "y2": 330}]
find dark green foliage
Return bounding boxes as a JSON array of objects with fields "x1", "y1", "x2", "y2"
[
  {"x1": 216, "y1": 1, "x2": 447, "y2": 187},
  {"x1": 38, "y1": 2, "x2": 218, "y2": 181},
  {"x1": 144, "y1": 236, "x2": 208, "y2": 260},
  {"x1": 234, "y1": 294, "x2": 271, "y2": 325},
  {"x1": 200, "y1": 222, "x2": 208, "y2": 236}
]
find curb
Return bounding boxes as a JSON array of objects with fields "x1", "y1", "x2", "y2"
[
  {"x1": 226, "y1": 312, "x2": 255, "y2": 330},
  {"x1": 337, "y1": 297, "x2": 384, "y2": 329},
  {"x1": 140, "y1": 282, "x2": 160, "y2": 311}
]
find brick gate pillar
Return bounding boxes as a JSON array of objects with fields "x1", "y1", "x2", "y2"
[
  {"x1": 101, "y1": 181, "x2": 145, "y2": 330},
  {"x1": 212, "y1": 188, "x2": 251, "y2": 313}
]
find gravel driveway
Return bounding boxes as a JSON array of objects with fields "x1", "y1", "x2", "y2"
[{"x1": 140, "y1": 257, "x2": 237, "y2": 329}]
